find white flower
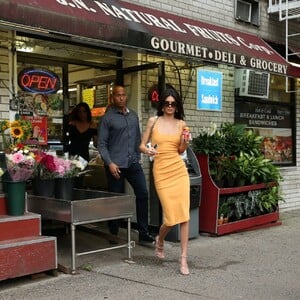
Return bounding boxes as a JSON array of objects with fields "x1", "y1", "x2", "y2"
[{"x1": 207, "y1": 122, "x2": 217, "y2": 136}]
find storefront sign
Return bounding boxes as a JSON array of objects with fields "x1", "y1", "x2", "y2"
[
  {"x1": 0, "y1": 0, "x2": 293, "y2": 75},
  {"x1": 235, "y1": 101, "x2": 291, "y2": 128},
  {"x1": 18, "y1": 68, "x2": 60, "y2": 94},
  {"x1": 148, "y1": 83, "x2": 174, "y2": 108},
  {"x1": 197, "y1": 70, "x2": 222, "y2": 111}
]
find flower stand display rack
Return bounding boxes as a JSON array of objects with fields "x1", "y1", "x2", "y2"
[
  {"x1": 0, "y1": 193, "x2": 57, "y2": 281},
  {"x1": 197, "y1": 155, "x2": 281, "y2": 236}
]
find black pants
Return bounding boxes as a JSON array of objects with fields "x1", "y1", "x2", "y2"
[{"x1": 105, "y1": 162, "x2": 149, "y2": 237}]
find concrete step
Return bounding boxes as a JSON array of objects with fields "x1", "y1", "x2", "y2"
[
  {"x1": 0, "y1": 213, "x2": 41, "y2": 241},
  {"x1": 0, "y1": 236, "x2": 57, "y2": 281}
]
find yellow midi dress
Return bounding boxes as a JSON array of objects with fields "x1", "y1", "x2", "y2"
[{"x1": 152, "y1": 119, "x2": 190, "y2": 226}]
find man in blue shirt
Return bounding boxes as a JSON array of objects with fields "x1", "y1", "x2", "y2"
[{"x1": 98, "y1": 84, "x2": 154, "y2": 244}]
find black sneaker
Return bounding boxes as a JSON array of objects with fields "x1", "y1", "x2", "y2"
[{"x1": 139, "y1": 233, "x2": 155, "y2": 244}]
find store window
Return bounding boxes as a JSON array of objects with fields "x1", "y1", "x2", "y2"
[
  {"x1": 235, "y1": 69, "x2": 295, "y2": 166},
  {"x1": 14, "y1": 34, "x2": 118, "y2": 148}
]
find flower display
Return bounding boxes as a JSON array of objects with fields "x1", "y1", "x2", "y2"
[
  {"x1": 53, "y1": 155, "x2": 88, "y2": 178},
  {"x1": 32, "y1": 150, "x2": 88, "y2": 179},
  {"x1": 0, "y1": 119, "x2": 32, "y2": 150},
  {"x1": 33, "y1": 150, "x2": 58, "y2": 179},
  {"x1": 6, "y1": 144, "x2": 36, "y2": 181}
]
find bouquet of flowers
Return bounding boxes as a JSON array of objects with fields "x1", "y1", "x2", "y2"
[
  {"x1": 33, "y1": 150, "x2": 58, "y2": 179},
  {"x1": 53, "y1": 155, "x2": 88, "y2": 178},
  {"x1": 6, "y1": 144, "x2": 36, "y2": 181}
]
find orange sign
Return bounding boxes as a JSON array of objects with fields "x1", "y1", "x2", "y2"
[{"x1": 91, "y1": 107, "x2": 106, "y2": 117}]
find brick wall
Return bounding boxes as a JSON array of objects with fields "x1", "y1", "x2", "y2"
[
  {"x1": 0, "y1": 30, "x2": 10, "y2": 122},
  {"x1": 0, "y1": 30, "x2": 10, "y2": 192}
]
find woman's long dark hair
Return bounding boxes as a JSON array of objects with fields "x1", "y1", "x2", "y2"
[
  {"x1": 71, "y1": 102, "x2": 92, "y2": 122},
  {"x1": 157, "y1": 88, "x2": 185, "y2": 120}
]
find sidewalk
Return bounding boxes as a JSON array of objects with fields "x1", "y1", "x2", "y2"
[{"x1": 0, "y1": 210, "x2": 300, "y2": 300}]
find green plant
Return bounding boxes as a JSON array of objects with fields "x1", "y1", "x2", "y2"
[
  {"x1": 193, "y1": 122, "x2": 283, "y2": 188},
  {"x1": 218, "y1": 186, "x2": 284, "y2": 223},
  {"x1": 218, "y1": 197, "x2": 231, "y2": 218},
  {"x1": 193, "y1": 122, "x2": 264, "y2": 158},
  {"x1": 234, "y1": 152, "x2": 252, "y2": 185},
  {"x1": 258, "y1": 186, "x2": 284, "y2": 213},
  {"x1": 240, "y1": 129, "x2": 264, "y2": 157},
  {"x1": 219, "y1": 123, "x2": 246, "y2": 156},
  {"x1": 221, "y1": 155, "x2": 238, "y2": 186},
  {"x1": 209, "y1": 155, "x2": 227, "y2": 183},
  {"x1": 192, "y1": 123, "x2": 225, "y2": 156}
]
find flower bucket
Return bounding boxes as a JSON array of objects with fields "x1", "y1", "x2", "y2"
[
  {"x1": 32, "y1": 178, "x2": 55, "y2": 197},
  {"x1": 55, "y1": 177, "x2": 75, "y2": 200},
  {"x1": 5, "y1": 181, "x2": 26, "y2": 216}
]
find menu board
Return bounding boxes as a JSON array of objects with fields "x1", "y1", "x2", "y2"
[
  {"x1": 235, "y1": 101, "x2": 293, "y2": 164},
  {"x1": 94, "y1": 85, "x2": 109, "y2": 107}
]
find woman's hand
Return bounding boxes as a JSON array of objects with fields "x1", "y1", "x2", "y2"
[
  {"x1": 178, "y1": 124, "x2": 190, "y2": 153},
  {"x1": 145, "y1": 143, "x2": 159, "y2": 158}
]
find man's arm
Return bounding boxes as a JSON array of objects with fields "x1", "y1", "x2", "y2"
[{"x1": 98, "y1": 116, "x2": 112, "y2": 165}]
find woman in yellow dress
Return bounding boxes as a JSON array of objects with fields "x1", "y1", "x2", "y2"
[{"x1": 140, "y1": 88, "x2": 190, "y2": 275}]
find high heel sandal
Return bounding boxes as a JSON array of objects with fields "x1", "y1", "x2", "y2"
[
  {"x1": 180, "y1": 256, "x2": 189, "y2": 275},
  {"x1": 155, "y1": 236, "x2": 165, "y2": 259}
]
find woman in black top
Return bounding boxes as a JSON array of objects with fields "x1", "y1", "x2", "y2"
[{"x1": 66, "y1": 102, "x2": 97, "y2": 161}]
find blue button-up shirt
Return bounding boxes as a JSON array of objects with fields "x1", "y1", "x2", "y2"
[{"x1": 98, "y1": 106, "x2": 141, "y2": 168}]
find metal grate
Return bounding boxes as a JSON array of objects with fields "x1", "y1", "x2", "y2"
[{"x1": 248, "y1": 72, "x2": 270, "y2": 96}]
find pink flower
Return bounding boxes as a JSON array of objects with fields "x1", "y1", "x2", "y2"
[
  {"x1": 11, "y1": 152, "x2": 24, "y2": 163},
  {"x1": 6, "y1": 145, "x2": 36, "y2": 181}
]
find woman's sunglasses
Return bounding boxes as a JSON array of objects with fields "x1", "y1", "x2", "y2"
[{"x1": 163, "y1": 101, "x2": 177, "y2": 107}]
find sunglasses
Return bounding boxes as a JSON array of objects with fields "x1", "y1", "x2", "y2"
[{"x1": 163, "y1": 101, "x2": 177, "y2": 107}]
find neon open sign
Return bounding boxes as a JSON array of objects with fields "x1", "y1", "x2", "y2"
[{"x1": 18, "y1": 68, "x2": 60, "y2": 94}]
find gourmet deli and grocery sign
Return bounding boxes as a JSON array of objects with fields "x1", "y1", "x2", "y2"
[{"x1": 0, "y1": 0, "x2": 292, "y2": 75}]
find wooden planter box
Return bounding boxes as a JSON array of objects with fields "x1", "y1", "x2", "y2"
[{"x1": 197, "y1": 154, "x2": 281, "y2": 236}]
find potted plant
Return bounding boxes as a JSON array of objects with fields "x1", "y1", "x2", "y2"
[
  {"x1": 193, "y1": 122, "x2": 284, "y2": 235},
  {"x1": 218, "y1": 199, "x2": 231, "y2": 224}
]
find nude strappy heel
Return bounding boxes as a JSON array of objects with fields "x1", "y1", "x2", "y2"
[
  {"x1": 155, "y1": 236, "x2": 165, "y2": 259},
  {"x1": 180, "y1": 255, "x2": 189, "y2": 275}
]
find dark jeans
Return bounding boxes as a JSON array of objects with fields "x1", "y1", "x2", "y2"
[{"x1": 105, "y1": 162, "x2": 149, "y2": 237}]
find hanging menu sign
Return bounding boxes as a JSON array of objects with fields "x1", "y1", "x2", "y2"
[
  {"x1": 235, "y1": 101, "x2": 291, "y2": 128},
  {"x1": 94, "y1": 85, "x2": 109, "y2": 107}
]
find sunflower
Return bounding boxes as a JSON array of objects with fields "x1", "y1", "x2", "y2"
[{"x1": 10, "y1": 126, "x2": 24, "y2": 140}]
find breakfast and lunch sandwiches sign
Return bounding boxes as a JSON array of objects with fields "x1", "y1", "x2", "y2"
[{"x1": 1, "y1": 0, "x2": 288, "y2": 75}]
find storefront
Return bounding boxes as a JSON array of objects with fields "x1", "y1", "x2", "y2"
[{"x1": 0, "y1": 0, "x2": 299, "y2": 209}]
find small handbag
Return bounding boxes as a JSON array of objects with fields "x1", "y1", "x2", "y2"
[{"x1": 147, "y1": 116, "x2": 158, "y2": 162}]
